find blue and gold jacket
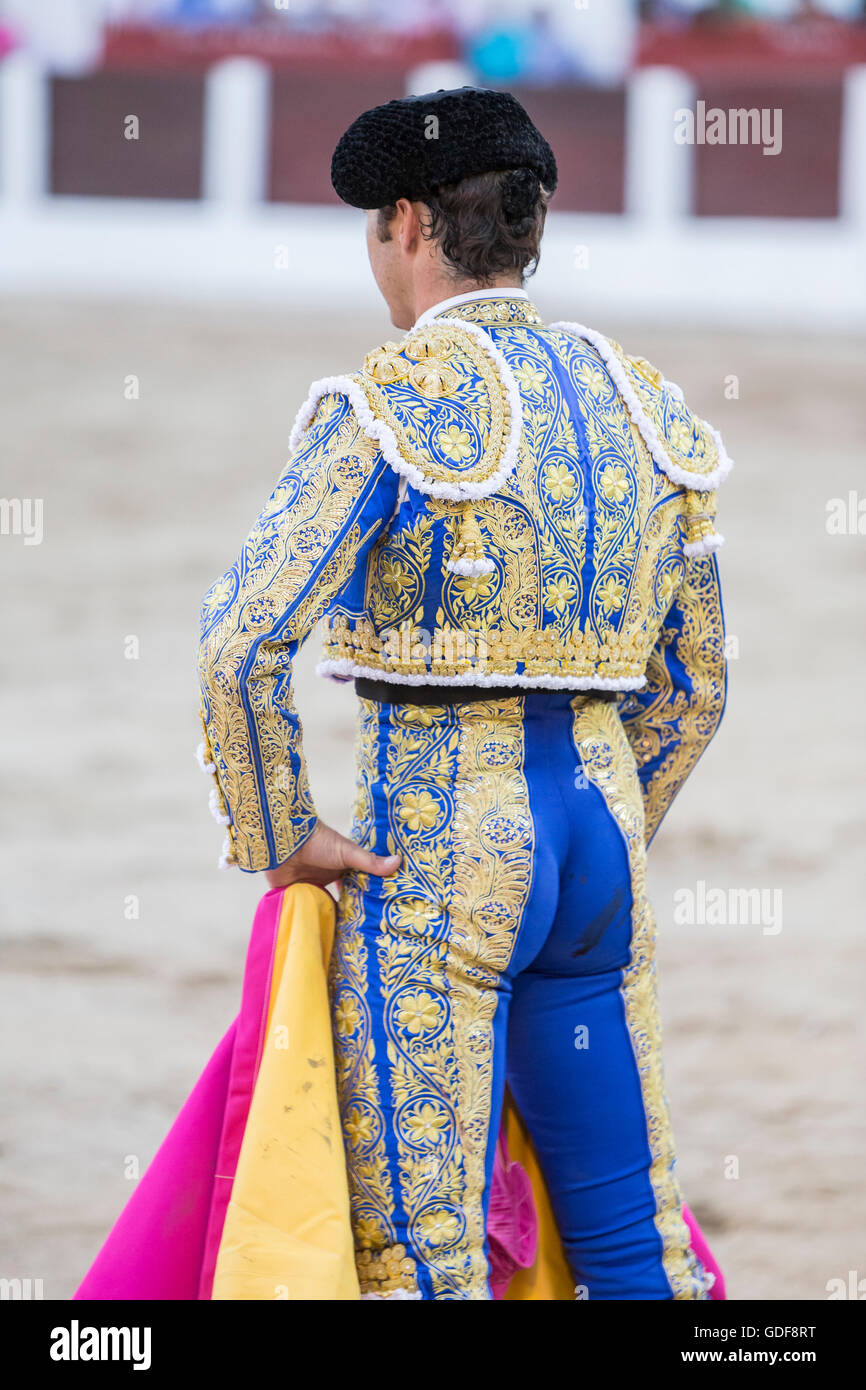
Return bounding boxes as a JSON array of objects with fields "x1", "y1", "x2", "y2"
[{"x1": 198, "y1": 293, "x2": 731, "y2": 870}]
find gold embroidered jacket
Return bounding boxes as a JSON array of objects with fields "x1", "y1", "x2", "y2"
[{"x1": 198, "y1": 294, "x2": 730, "y2": 869}]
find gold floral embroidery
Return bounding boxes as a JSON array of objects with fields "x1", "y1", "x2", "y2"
[
  {"x1": 437, "y1": 424, "x2": 474, "y2": 462},
  {"x1": 611, "y1": 341, "x2": 721, "y2": 485},
  {"x1": 371, "y1": 698, "x2": 533, "y2": 1299},
  {"x1": 570, "y1": 698, "x2": 708, "y2": 1300},
  {"x1": 330, "y1": 699, "x2": 402, "y2": 1285},
  {"x1": 620, "y1": 554, "x2": 726, "y2": 841},
  {"x1": 199, "y1": 393, "x2": 389, "y2": 869},
  {"x1": 365, "y1": 510, "x2": 434, "y2": 630},
  {"x1": 325, "y1": 313, "x2": 694, "y2": 694},
  {"x1": 599, "y1": 463, "x2": 630, "y2": 503},
  {"x1": 543, "y1": 462, "x2": 577, "y2": 501},
  {"x1": 360, "y1": 320, "x2": 509, "y2": 490},
  {"x1": 514, "y1": 360, "x2": 546, "y2": 394},
  {"x1": 430, "y1": 297, "x2": 544, "y2": 329}
]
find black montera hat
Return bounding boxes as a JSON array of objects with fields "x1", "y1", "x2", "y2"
[{"x1": 330, "y1": 86, "x2": 558, "y2": 210}]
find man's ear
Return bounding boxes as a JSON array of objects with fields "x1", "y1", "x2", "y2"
[{"x1": 395, "y1": 198, "x2": 421, "y2": 254}]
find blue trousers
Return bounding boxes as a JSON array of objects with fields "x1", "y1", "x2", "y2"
[{"x1": 330, "y1": 691, "x2": 708, "y2": 1301}]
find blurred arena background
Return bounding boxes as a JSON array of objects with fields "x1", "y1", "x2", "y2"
[{"x1": 1, "y1": 0, "x2": 865, "y2": 1301}]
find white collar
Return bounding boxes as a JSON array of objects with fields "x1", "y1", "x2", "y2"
[{"x1": 413, "y1": 286, "x2": 529, "y2": 330}]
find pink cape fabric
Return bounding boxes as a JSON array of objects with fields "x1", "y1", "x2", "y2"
[
  {"x1": 486, "y1": 1143, "x2": 726, "y2": 1300},
  {"x1": 75, "y1": 888, "x2": 286, "y2": 1301},
  {"x1": 74, "y1": 885, "x2": 726, "y2": 1301}
]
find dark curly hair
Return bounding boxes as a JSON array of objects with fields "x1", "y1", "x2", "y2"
[{"x1": 376, "y1": 167, "x2": 551, "y2": 286}]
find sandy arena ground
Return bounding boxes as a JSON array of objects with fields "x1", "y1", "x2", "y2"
[{"x1": 1, "y1": 295, "x2": 864, "y2": 1300}]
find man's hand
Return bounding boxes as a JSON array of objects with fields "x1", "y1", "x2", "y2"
[{"x1": 264, "y1": 820, "x2": 401, "y2": 892}]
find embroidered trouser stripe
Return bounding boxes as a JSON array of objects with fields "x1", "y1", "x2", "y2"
[{"x1": 567, "y1": 697, "x2": 707, "y2": 1299}]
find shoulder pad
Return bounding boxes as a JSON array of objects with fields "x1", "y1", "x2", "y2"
[
  {"x1": 617, "y1": 347, "x2": 729, "y2": 489},
  {"x1": 358, "y1": 318, "x2": 523, "y2": 500},
  {"x1": 287, "y1": 320, "x2": 522, "y2": 502}
]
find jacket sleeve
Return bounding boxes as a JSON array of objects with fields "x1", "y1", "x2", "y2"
[
  {"x1": 620, "y1": 550, "x2": 728, "y2": 846},
  {"x1": 197, "y1": 391, "x2": 399, "y2": 871}
]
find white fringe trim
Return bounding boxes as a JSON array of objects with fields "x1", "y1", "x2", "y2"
[
  {"x1": 684, "y1": 531, "x2": 725, "y2": 557},
  {"x1": 218, "y1": 835, "x2": 236, "y2": 870},
  {"x1": 445, "y1": 555, "x2": 496, "y2": 577},
  {"x1": 197, "y1": 741, "x2": 236, "y2": 866},
  {"x1": 317, "y1": 657, "x2": 646, "y2": 692},
  {"x1": 549, "y1": 321, "x2": 733, "y2": 493},
  {"x1": 360, "y1": 1289, "x2": 423, "y2": 1301},
  {"x1": 195, "y1": 740, "x2": 216, "y2": 776},
  {"x1": 287, "y1": 320, "x2": 523, "y2": 503}
]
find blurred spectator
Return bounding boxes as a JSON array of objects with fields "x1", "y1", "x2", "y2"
[
  {"x1": 168, "y1": 0, "x2": 259, "y2": 21},
  {"x1": 465, "y1": 0, "x2": 636, "y2": 86},
  {"x1": 467, "y1": 5, "x2": 576, "y2": 84}
]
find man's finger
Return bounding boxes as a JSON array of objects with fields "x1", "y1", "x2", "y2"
[{"x1": 342, "y1": 841, "x2": 401, "y2": 877}]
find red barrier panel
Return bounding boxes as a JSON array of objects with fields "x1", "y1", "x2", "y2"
[
  {"x1": 692, "y1": 77, "x2": 842, "y2": 219},
  {"x1": 102, "y1": 22, "x2": 458, "y2": 74},
  {"x1": 51, "y1": 70, "x2": 205, "y2": 200},
  {"x1": 638, "y1": 16, "x2": 866, "y2": 76}
]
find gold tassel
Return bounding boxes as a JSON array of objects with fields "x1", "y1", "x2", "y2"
[
  {"x1": 683, "y1": 489, "x2": 720, "y2": 554},
  {"x1": 446, "y1": 502, "x2": 495, "y2": 576}
]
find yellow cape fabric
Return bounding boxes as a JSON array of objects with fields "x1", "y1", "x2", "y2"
[
  {"x1": 212, "y1": 883, "x2": 360, "y2": 1300},
  {"x1": 500, "y1": 1093, "x2": 574, "y2": 1300},
  {"x1": 213, "y1": 882, "x2": 571, "y2": 1300}
]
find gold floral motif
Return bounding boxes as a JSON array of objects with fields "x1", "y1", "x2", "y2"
[
  {"x1": 599, "y1": 463, "x2": 630, "y2": 503},
  {"x1": 596, "y1": 575, "x2": 627, "y2": 614},
  {"x1": 570, "y1": 698, "x2": 709, "y2": 1300},
  {"x1": 397, "y1": 790, "x2": 441, "y2": 833},
  {"x1": 437, "y1": 424, "x2": 474, "y2": 462},
  {"x1": 395, "y1": 989, "x2": 444, "y2": 1035},
  {"x1": 514, "y1": 360, "x2": 546, "y2": 395},
  {"x1": 545, "y1": 576, "x2": 578, "y2": 614},
  {"x1": 543, "y1": 462, "x2": 576, "y2": 501}
]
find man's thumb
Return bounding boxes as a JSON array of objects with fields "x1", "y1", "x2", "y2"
[{"x1": 344, "y1": 842, "x2": 401, "y2": 877}]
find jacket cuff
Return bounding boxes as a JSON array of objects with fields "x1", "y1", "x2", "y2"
[{"x1": 233, "y1": 812, "x2": 320, "y2": 874}]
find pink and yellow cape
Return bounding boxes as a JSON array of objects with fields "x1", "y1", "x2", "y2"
[{"x1": 75, "y1": 884, "x2": 724, "y2": 1301}]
